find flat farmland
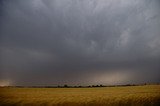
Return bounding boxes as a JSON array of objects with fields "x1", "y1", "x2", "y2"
[{"x1": 0, "y1": 85, "x2": 160, "y2": 106}]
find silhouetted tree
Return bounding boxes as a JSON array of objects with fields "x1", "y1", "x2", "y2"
[
  {"x1": 92, "y1": 85, "x2": 95, "y2": 87},
  {"x1": 78, "y1": 86, "x2": 82, "y2": 88},
  {"x1": 100, "y1": 84, "x2": 103, "y2": 87},
  {"x1": 96, "y1": 85, "x2": 99, "y2": 87},
  {"x1": 64, "y1": 84, "x2": 68, "y2": 88}
]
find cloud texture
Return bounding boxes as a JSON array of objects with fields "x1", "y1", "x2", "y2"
[{"x1": 0, "y1": 0, "x2": 160, "y2": 85}]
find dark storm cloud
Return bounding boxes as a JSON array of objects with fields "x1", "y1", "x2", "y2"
[{"x1": 0, "y1": 0, "x2": 160, "y2": 85}]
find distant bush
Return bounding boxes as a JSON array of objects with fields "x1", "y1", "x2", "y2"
[
  {"x1": 78, "y1": 86, "x2": 82, "y2": 88},
  {"x1": 64, "y1": 84, "x2": 68, "y2": 88}
]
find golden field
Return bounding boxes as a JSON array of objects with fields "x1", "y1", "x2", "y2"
[{"x1": 0, "y1": 85, "x2": 160, "y2": 106}]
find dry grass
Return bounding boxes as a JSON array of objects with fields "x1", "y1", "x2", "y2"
[{"x1": 0, "y1": 85, "x2": 160, "y2": 106}]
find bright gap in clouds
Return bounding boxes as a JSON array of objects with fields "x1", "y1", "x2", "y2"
[
  {"x1": 92, "y1": 70, "x2": 133, "y2": 85},
  {"x1": 0, "y1": 80, "x2": 12, "y2": 86}
]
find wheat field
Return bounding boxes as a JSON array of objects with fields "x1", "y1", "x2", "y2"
[{"x1": 0, "y1": 85, "x2": 160, "y2": 106}]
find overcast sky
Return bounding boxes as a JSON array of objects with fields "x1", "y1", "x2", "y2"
[{"x1": 0, "y1": 0, "x2": 160, "y2": 86}]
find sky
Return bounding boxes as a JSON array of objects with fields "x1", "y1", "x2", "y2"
[{"x1": 0, "y1": 0, "x2": 160, "y2": 86}]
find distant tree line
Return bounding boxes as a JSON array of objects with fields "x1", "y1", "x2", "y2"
[
  {"x1": 1, "y1": 83, "x2": 159, "y2": 88},
  {"x1": 50, "y1": 84, "x2": 106, "y2": 88}
]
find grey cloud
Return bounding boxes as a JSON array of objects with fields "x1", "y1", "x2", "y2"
[{"x1": 0, "y1": 0, "x2": 160, "y2": 86}]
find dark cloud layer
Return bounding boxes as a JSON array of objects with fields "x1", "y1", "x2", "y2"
[{"x1": 0, "y1": 0, "x2": 160, "y2": 86}]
